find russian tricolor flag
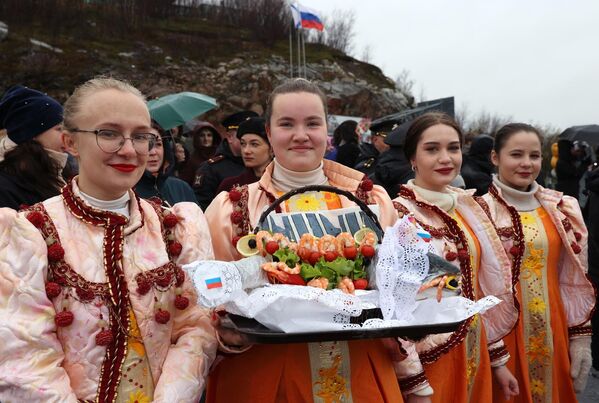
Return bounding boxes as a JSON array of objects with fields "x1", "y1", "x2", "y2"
[
  {"x1": 290, "y1": 3, "x2": 324, "y2": 32},
  {"x1": 205, "y1": 277, "x2": 223, "y2": 290}
]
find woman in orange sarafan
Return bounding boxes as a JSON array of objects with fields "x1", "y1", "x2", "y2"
[
  {"x1": 204, "y1": 78, "x2": 406, "y2": 403},
  {"x1": 481, "y1": 123, "x2": 595, "y2": 402},
  {"x1": 392, "y1": 112, "x2": 520, "y2": 403}
]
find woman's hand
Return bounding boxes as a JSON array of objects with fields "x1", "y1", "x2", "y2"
[
  {"x1": 211, "y1": 310, "x2": 250, "y2": 349},
  {"x1": 492, "y1": 365, "x2": 519, "y2": 400}
]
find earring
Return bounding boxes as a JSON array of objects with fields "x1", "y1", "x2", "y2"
[{"x1": 411, "y1": 165, "x2": 417, "y2": 172}]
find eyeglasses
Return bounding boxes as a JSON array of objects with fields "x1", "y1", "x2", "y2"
[{"x1": 67, "y1": 128, "x2": 156, "y2": 155}]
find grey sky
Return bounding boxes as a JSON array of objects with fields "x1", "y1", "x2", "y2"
[{"x1": 301, "y1": 0, "x2": 599, "y2": 130}]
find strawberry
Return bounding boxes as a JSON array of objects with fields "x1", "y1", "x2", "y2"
[
  {"x1": 343, "y1": 246, "x2": 358, "y2": 260},
  {"x1": 308, "y1": 251, "x2": 321, "y2": 266},
  {"x1": 95, "y1": 328, "x2": 114, "y2": 346},
  {"x1": 361, "y1": 245, "x2": 375, "y2": 258},
  {"x1": 265, "y1": 241, "x2": 279, "y2": 255},
  {"x1": 324, "y1": 251, "x2": 338, "y2": 262},
  {"x1": 353, "y1": 278, "x2": 368, "y2": 290}
]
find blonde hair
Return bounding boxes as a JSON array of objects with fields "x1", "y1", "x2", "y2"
[{"x1": 63, "y1": 77, "x2": 145, "y2": 128}]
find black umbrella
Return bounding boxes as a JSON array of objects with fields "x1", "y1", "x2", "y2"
[{"x1": 559, "y1": 125, "x2": 599, "y2": 146}]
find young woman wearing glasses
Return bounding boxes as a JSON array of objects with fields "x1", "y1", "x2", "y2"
[{"x1": 0, "y1": 77, "x2": 216, "y2": 402}]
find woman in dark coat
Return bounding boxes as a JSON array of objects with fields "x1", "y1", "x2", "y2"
[
  {"x1": 178, "y1": 121, "x2": 221, "y2": 186},
  {"x1": 333, "y1": 120, "x2": 360, "y2": 168},
  {"x1": 0, "y1": 85, "x2": 67, "y2": 210}
]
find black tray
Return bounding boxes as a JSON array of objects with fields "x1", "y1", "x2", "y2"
[{"x1": 221, "y1": 313, "x2": 463, "y2": 344}]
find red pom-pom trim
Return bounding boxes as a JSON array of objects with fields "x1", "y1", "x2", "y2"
[
  {"x1": 45, "y1": 282, "x2": 62, "y2": 299},
  {"x1": 231, "y1": 236, "x2": 241, "y2": 247},
  {"x1": 509, "y1": 245, "x2": 521, "y2": 256},
  {"x1": 163, "y1": 213, "x2": 179, "y2": 229},
  {"x1": 156, "y1": 273, "x2": 173, "y2": 288},
  {"x1": 47, "y1": 243, "x2": 65, "y2": 262},
  {"x1": 95, "y1": 328, "x2": 114, "y2": 346},
  {"x1": 155, "y1": 309, "x2": 171, "y2": 324},
  {"x1": 230, "y1": 211, "x2": 243, "y2": 224},
  {"x1": 574, "y1": 232, "x2": 582, "y2": 242},
  {"x1": 571, "y1": 242, "x2": 581, "y2": 254},
  {"x1": 168, "y1": 241, "x2": 183, "y2": 256},
  {"x1": 175, "y1": 267, "x2": 185, "y2": 287},
  {"x1": 175, "y1": 295, "x2": 189, "y2": 310},
  {"x1": 360, "y1": 179, "x2": 374, "y2": 191},
  {"x1": 76, "y1": 287, "x2": 95, "y2": 302},
  {"x1": 445, "y1": 251, "x2": 457, "y2": 261},
  {"x1": 458, "y1": 249, "x2": 469, "y2": 261},
  {"x1": 229, "y1": 189, "x2": 242, "y2": 202},
  {"x1": 55, "y1": 310, "x2": 74, "y2": 327},
  {"x1": 136, "y1": 278, "x2": 152, "y2": 295},
  {"x1": 26, "y1": 211, "x2": 44, "y2": 228}
]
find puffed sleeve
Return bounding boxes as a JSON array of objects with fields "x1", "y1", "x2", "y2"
[
  {"x1": 152, "y1": 202, "x2": 217, "y2": 402},
  {"x1": 0, "y1": 208, "x2": 78, "y2": 403},
  {"x1": 204, "y1": 191, "x2": 239, "y2": 262}
]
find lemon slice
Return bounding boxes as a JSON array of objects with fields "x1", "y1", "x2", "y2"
[
  {"x1": 353, "y1": 228, "x2": 378, "y2": 244},
  {"x1": 236, "y1": 234, "x2": 259, "y2": 257}
]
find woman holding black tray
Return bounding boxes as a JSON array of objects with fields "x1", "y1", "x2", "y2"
[
  {"x1": 204, "y1": 78, "x2": 405, "y2": 402},
  {"x1": 392, "y1": 112, "x2": 520, "y2": 402}
]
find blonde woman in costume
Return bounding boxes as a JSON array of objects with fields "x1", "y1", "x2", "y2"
[
  {"x1": 480, "y1": 123, "x2": 594, "y2": 402},
  {"x1": 204, "y1": 78, "x2": 405, "y2": 403},
  {"x1": 392, "y1": 112, "x2": 519, "y2": 403},
  {"x1": 0, "y1": 78, "x2": 216, "y2": 402}
]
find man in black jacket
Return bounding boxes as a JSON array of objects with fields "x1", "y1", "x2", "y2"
[
  {"x1": 461, "y1": 134, "x2": 494, "y2": 196},
  {"x1": 193, "y1": 111, "x2": 257, "y2": 210},
  {"x1": 354, "y1": 120, "x2": 391, "y2": 177},
  {"x1": 584, "y1": 166, "x2": 599, "y2": 372}
]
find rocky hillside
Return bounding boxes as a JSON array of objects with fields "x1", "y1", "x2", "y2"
[{"x1": 0, "y1": 14, "x2": 413, "y2": 122}]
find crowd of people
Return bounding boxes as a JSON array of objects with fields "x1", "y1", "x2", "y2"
[{"x1": 0, "y1": 77, "x2": 596, "y2": 403}]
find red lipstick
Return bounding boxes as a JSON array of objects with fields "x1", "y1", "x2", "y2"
[
  {"x1": 109, "y1": 164, "x2": 137, "y2": 173},
  {"x1": 435, "y1": 167, "x2": 454, "y2": 175}
]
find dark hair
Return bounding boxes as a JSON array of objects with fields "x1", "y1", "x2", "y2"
[
  {"x1": 0, "y1": 140, "x2": 64, "y2": 200},
  {"x1": 404, "y1": 112, "x2": 463, "y2": 161},
  {"x1": 333, "y1": 120, "x2": 358, "y2": 146},
  {"x1": 265, "y1": 78, "x2": 328, "y2": 124},
  {"x1": 493, "y1": 123, "x2": 543, "y2": 153}
]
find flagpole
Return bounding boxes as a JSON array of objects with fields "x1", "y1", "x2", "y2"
[
  {"x1": 296, "y1": 24, "x2": 301, "y2": 77},
  {"x1": 301, "y1": 28, "x2": 306, "y2": 78},
  {"x1": 289, "y1": 20, "x2": 293, "y2": 78}
]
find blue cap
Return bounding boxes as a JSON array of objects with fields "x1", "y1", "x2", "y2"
[{"x1": 0, "y1": 85, "x2": 63, "y2": 144}]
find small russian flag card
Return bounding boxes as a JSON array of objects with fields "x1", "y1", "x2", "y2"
[{"x1": 205, "y1": 277, "x2": 223, "y2": 290}]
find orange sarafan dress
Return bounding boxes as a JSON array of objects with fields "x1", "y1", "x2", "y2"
[
  {"x1": 203, "y1": 160, "x2": 404, "y2": 403},
  {"x1": 482, "y1": 179, "x2": 595, "y2": 403},
  {"x1": 393, "y1": 182, "x2": 517, "y2": 403}
]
